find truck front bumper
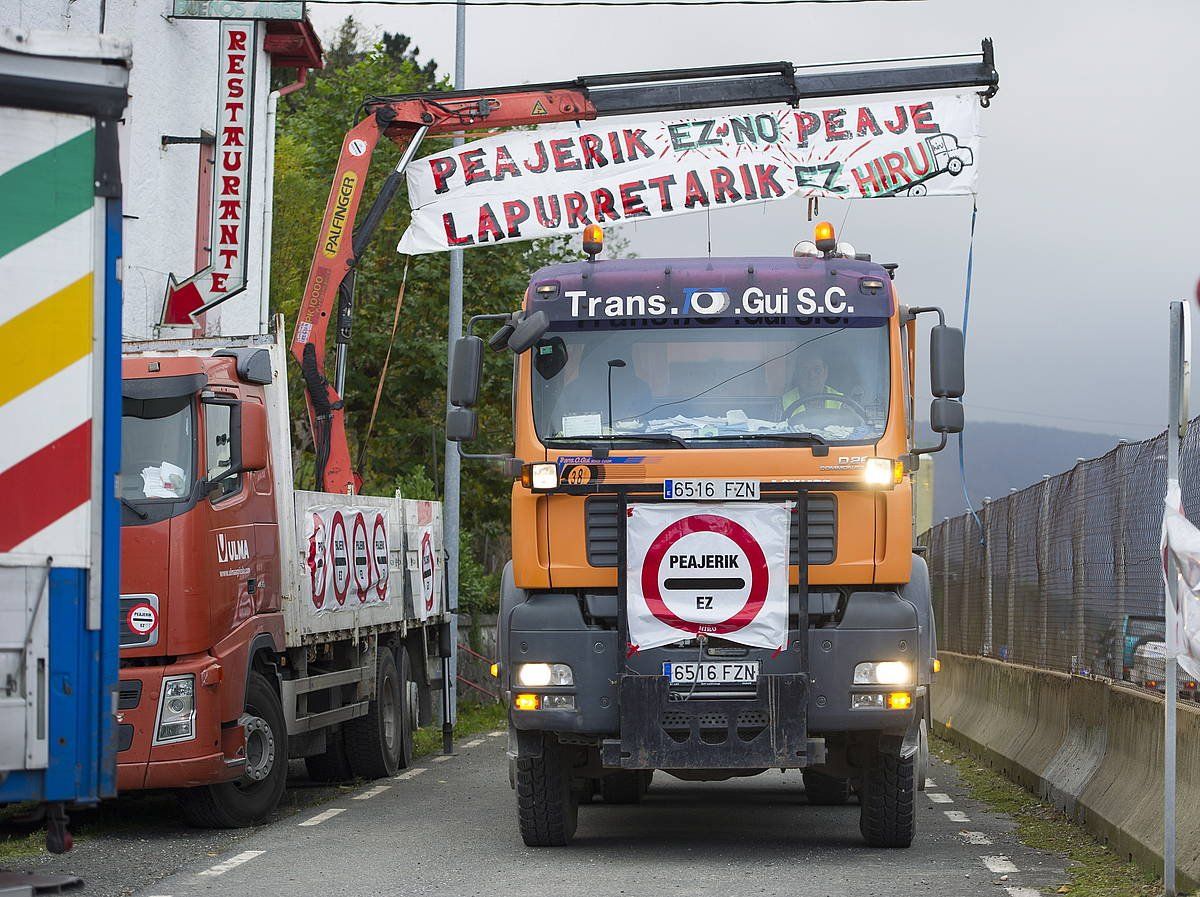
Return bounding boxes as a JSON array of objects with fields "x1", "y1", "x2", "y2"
[{"x1": 116, "y1": 656, "x2": 243, "y2": 791}]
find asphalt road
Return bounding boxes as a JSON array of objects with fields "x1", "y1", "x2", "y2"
[{"x1": 7, "y1": 734, "x2": 1070, "y2": 897}]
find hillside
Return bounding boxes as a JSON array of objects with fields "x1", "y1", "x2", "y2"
[{"x1": 927, "y1": 422, "x2": 1125, "y2": 524}]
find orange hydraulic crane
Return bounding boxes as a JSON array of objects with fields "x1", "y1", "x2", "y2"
[{"x1": 290, "y1": 45, "x2": 998, "y2": 494}]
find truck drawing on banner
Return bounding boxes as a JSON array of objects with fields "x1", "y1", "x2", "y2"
[
  {"x1": 0, "y1": 30, "x2": 129, "y2": 853},
  {"x1": 116, "y1": 323, "x2": 451, "y2": 827},
  {"x1": 851, "y1": 132, "x2": 975, "y2": 198}
]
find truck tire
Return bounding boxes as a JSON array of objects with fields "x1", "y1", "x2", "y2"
[
  {"x1": 803, "y1": 770, "x2": 852, "y2": 806},
  {"x1": 178, "y1": 672, "x2": 287, "y2": 828},
  {"x1": 304, "y1": 729, "x2": 355, "y2": 783},
  {"x1": 859, "y1": 750, "x2": 916, "y2": 848},
  {"x1": 345, "y1": 647, "x2": 407, "y2": 779},
  {"x1": 516, "y1": 736, "x2": 577, "y2": 846},
  {"x1": 599, "y1": 770, "x2": 642, "y2": 804}
]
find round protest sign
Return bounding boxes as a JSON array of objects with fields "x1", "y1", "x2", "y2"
[
  {"x1": 372, "y1": 512, "x2": 389, "y2": 600},
  {"x1": 127, "y1": 602, "x2": 158, "y2": 636},
  {"x1": 308, "y1": 513, "x2": 328, "y2": 609},
  {"x1": 330, "y1": 511, "x2": 350, "y2": 606},
  {"x1": 352, "y1": 512, "x2": 371, "y2": 603}
]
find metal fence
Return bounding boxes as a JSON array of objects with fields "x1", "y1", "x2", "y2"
[{"x1": 922, "y1": 420, "x2": 1200, "y2": 679}]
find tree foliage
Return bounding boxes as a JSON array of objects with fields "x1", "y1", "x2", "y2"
[{"x1": 270, "y1": 19, "x2": 571, "y2": 611}]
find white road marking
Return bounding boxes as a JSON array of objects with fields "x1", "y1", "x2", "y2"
[
  {"x1": 960, "y1": 831, "x2": 993, "y2": 845},
  {"x1": 394, "y1": 767, "x2": 427, "y2": 780},
  {"x1": 462, "y1": 738, "x2": 485, "y2": 748},
  {"x1": 983, "y1": 856, "x2": 1020, "y2": 875},
  {"x1": 925, "y1": 778, "x2": 937, "y2": 788},
  {"x1": 432, "y1": 754, "x2": 453, "y2": 763},
  {"x1": 487, "y1": 730, "x2": 505, "y2": 738},
  {"x1": 1005, "y1": 888, "x2": 1041, "y2": 897},
  {"x1": 197, "y1": 850, "x2": 265, "y2": 877},
  {"x1": 298, "y1": 808, "x2": 346, "y2": 826},
  {"x1": 352, "y1": 784, "x2": 391, "y2": 800},
  {"x1": 944, "y1": 810, "x2": 971, "y2": 823},
  {"x1": 927, "y1": 792, "x2": 954, "y2": 803}
]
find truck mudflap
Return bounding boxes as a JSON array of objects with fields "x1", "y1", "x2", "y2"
[{"x1": 600, "y1": 673, "x2": 823, "y2": 769}]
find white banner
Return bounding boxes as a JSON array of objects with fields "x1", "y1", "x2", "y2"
[
  {"x1": 1159, "y1": 482, "x2": 1200, "y2": 680},
  {"x1": 304, "y1": 506, "x2": 392, "y2": 613},
  {"x1": 625, "y1": 502, "x2": 789, "y2": 652},
  {"x1": 398, "y1": 92, "x2": 981, "y2": 254}
]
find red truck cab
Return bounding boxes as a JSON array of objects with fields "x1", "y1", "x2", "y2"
[{"x1": 118, "y1": 347, "x2": 285, "y2": 820}]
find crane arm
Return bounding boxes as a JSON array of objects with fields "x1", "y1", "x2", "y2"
[{"x1": 291, "y1": 44, "x2": 999, "y2": 495}]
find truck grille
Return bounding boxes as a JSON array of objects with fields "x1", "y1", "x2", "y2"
[{"x1": 584, "y1": 493, "x2": 837, "y2": 567}]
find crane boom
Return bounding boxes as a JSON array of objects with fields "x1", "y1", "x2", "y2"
[{"x1": 290, "y1": 43, "x2": 999, "y2": 495}]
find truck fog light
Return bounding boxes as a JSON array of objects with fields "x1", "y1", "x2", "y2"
[
  {"x1": 852, "y1": 693, "x2": 884, "y2": 709},
  {"x1": 514, "y1": 693, "x2": 540, "y2": 711},
  {"x1": 517, "y1": 662, "x2": 574, "y2": 687},
  {"x1": 155, "y1": 674, "x2": 196, "y2": 744},
  {"x1": 541, "y1": 694, "x2": 576, "y2": 710},
  {"x1": 522, "y1": 462, "x2": 559, "y2": 491},
  {"x1": 887, "y1": 692, "x2": 913, "y2": 710},
  {"x1": 864, "y1": 457, "x2": 898, "y2": 487},
  {"x1": 853, "y1": 661, "x2": 912, "y2": 686}
]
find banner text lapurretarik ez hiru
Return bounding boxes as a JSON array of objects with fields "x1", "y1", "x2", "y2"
[{"x1": 397, "y1": 93, "x2": 982, "y2": 255}]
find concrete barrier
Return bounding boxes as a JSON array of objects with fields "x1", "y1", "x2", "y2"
[{"x1": 933, "y1": 652, "x2": 1200, "y2": 890}]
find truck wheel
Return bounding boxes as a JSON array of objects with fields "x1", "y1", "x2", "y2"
[
  {"x1": 599, "y1": 770, "x2": 642, "y2": 804},
  {"x1": 304, "y1": 729, "x2": 354, "y2": 783},
  {"x1": 803, "y1": 770, "x2": 852, "y2": 806},
  {"x1": 859, "y1": 750, "x2": 916, "y2": 848},
  {"x1": 516, "y1": 736, "x2": 578, "y2": 846},
  {"x1": 178, "y1": 672, "x2": 287, "y2": 828},
  {"x1": 345, "y1": 647, "x2": 406, "y2": 779}
]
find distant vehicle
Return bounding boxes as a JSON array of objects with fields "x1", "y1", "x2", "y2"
[
  {"x1": 1098, "y1": 615, "x2": 1165, "y2": 682},
  {"x1": 1130, "y1": 641, "x2": 1166, "y2": 692}
]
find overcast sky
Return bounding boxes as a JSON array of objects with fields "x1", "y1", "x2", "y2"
[{"x1": 309, "y1": 0, "x2": 1199, "y2": 441}]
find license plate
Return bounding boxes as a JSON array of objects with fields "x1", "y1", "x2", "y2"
[
  {"x1": 662, "y1": 661, "x2": 760, "y2": 685},
  {"x1": 663, "y1": 478, "x2": 760, "y2": 501}
]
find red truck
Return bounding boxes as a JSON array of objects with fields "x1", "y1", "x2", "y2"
[{"x1": 115, "y1": 324, "x2": 452, "y2": 826}]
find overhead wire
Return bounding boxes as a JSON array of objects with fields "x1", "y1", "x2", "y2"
[{"x1": 295, "y1": 0, "x2": 925, "y2": 7}]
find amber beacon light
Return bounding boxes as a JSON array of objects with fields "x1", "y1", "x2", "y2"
[
  {"x1": 813, "y1": 220, "x2": 836, "y2": 253},
  {"x1": 582, "y1": 224, "x2": 604, "y2": 260}
]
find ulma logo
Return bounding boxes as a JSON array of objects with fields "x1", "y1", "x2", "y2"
[{"x1": 217, "y1": 532, "x2": 250, "y2": 564}]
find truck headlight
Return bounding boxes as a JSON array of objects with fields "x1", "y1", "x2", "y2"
[
  {"x1": 522, "y1": 463, "x2": 559, "y2": 491},
  {"x1": 516, "y1": 662, "x2": 574, "y2": 687},
  {"x1": 853, "y1": 661, "x2": 912, "y2": 686},
  {"x1": 864, "y1": 457, "x2": 900, "y2": 487},
  {"x1": 155, "y1": 674, "x2": 196, "y2": 744}
]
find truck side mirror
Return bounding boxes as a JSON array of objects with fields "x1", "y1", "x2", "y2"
[
  {"x1": 239, "y1": 401, "x2": 268, "y2": 472},
  {"x1": 930, "y1": 397, "x2": 964, "y2": 434},
  {"x1": 446, "y1": 407, "x2": 478, "y2": 443},
  {"x1": 507, "y1": 310, "x2": 549, "y2": 354},
  {"x1": 930, "y1": 325, "x2": 965, "y2": 398},
  {"x1": 449, "y1": 336, "x2": 484, "y2": 407}
]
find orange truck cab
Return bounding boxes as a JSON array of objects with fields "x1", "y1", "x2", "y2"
[
  {"x1": 449, "y1": 227, "x2": 964, "y2": 848},
  {"x1": 117, "y1": 328, "x2": 452, "y2": 827}
]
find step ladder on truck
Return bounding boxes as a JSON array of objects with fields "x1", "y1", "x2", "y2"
[
  {"x1": 292, "y1": 45, "x2": 997, "y2": 847},
  {"x1": 0, "y1": 30, "x2": 130, "y2": 854}
]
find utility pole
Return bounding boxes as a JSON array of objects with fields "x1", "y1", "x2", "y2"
[
  {"x1": 1163, "y1": 299, "x2": 1189, "y2": 897},
  {"x1": 441, "y1": 0, "x2": 467, "y2": 751}
]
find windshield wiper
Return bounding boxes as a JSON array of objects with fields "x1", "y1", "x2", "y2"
[
  {"x1": 120, "y1": 497, "x2": 148, "y2": 519},
  {"x1": 689, "y1": 431, "x2": 829, "y2": 446},
  {"x1": 545, "y1": 433, "x2": 689, "y2": 449}
]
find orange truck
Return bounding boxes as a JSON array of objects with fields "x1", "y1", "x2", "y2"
[
  {"x1": 116, "y1": 324, "x2": 451, "y2": 826},
  {"x1": 448, "y1": 224, "x2": 965, "y2": 846}
]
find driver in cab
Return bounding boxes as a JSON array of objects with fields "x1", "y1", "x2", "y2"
[{"x1": 781, "y1": 352, "x2": 847, "y2": 427}]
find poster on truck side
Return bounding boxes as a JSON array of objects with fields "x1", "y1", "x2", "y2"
[
  {"x1": 304, "y1": 506, "x2": 392, "y2": 612},
  {"x1": 625, "y1": 503, "x2": 789, "y2": 652},
  {"x1": 399, "y1": 91, "x2": 982, "y2": 253}
]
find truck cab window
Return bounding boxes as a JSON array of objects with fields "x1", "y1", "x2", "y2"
[
  {"x1": 205, "y1": 402, "x2": 240, "y2": 499},
  {"x1": 121, "y1": 395, "x2": 195, "y2": 501}
]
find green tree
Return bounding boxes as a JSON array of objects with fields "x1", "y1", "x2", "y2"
[{"x1": 270, "y1": 18, "x2": 570, "y2": 613}]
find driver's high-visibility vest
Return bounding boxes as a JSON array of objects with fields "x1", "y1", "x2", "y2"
[{"x1": 782, "y1": 385, "x2": 844, "y2": 423}]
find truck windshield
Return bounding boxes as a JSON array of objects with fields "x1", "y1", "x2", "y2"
[
  {"x1": 120, "y1": 396, "x2": 196, "y2": 501},
  {"x1": 532, "y1": 323, "x2": 889, "y2": 445}
]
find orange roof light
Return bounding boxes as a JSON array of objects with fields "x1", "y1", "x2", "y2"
[
  {"x1": 582, "y1": 224, "x2": 603, "y2": 260},
  {"x1": 813, "y1": 220, "x2": 836, "y2": 253}
]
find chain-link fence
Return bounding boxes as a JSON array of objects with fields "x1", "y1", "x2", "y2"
[{"x1": 922, "y1": 419, "x2": 1200, "y2": 685}]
